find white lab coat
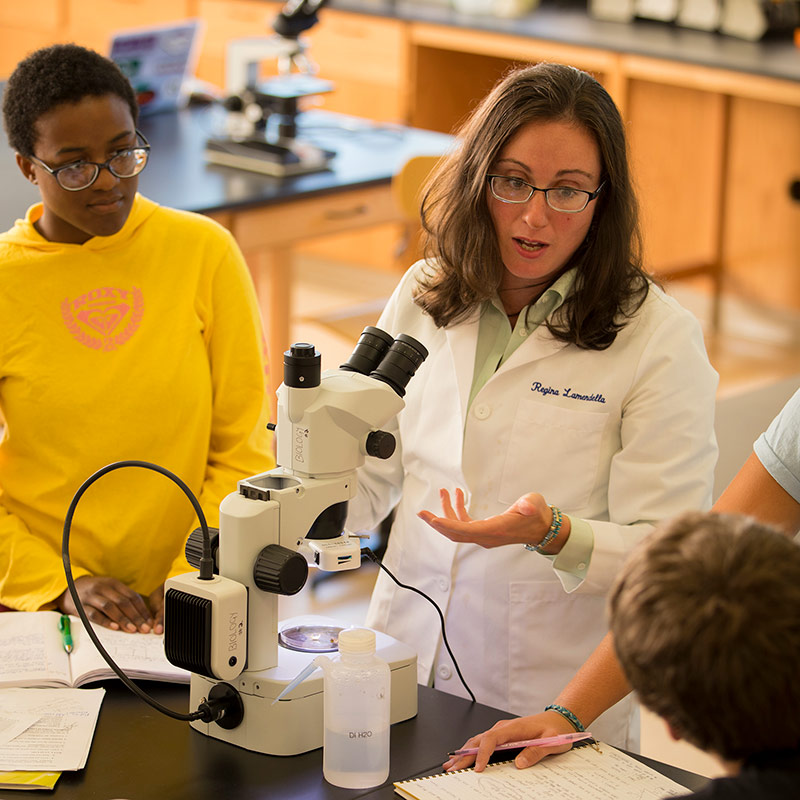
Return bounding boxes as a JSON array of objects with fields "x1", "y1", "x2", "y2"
[{"x1": 347, "y1": 263, "x2": 718, "y2": 750}]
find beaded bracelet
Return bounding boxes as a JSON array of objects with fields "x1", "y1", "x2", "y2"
[
  {"x1": 544, "y1": 704, "x2": 585, "y2": 733},
  {"x1": 523, "y1": 506, "x2": 563, "y2": 554}
]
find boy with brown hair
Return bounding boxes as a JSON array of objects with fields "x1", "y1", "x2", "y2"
[{"x1": 609, "y1": 511, "x2": 800, "y2": 797}]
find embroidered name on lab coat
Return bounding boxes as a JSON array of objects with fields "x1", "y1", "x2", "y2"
[{"x1": 530, "y1": 381, "x2": 606, "y2": 404}]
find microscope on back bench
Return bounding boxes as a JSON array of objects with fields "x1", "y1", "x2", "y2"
[
  {"x1": 163, "y1": 327, "x2": 427, "y2": 755},
  {"x1": 205, "y1": 0, "x2": 336, "y2": 177}
]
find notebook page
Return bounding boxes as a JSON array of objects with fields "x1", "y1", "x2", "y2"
[{"x1": 394, "y1": 743, "x2": 688, "y2": 800}]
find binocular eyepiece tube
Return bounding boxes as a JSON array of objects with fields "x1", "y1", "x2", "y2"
[
  {"x1": 340, "y1": 326, "x2": 428, "y2": 396},
  {"x1": 282, "y1": 326, "x2": 428, "y2": 395}
]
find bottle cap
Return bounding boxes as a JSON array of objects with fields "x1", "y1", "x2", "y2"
[{"x1": 338, "y1": 627, "x2": 376, "y2": 655}]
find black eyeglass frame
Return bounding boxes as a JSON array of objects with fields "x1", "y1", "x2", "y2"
[
  {"x1": 27, "y1": 130, "x2": 151, "y2": 192},
  {"x1": 487, "y1": 174, "x2": 605, "y2": 213}
]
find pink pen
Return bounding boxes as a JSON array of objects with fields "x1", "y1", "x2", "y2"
[{"x1": 447, "y1": 730, "x2": 593, "y2": 757}]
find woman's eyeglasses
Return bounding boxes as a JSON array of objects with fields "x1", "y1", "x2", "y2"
[{"x1": 487, "y1": 174, "x2": 604, "y2": 213}]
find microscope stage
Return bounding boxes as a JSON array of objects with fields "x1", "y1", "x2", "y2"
[
  {"x1": 188, "y1": 615, "x2": 418, "y2": 756},
  {"x1": 205, "y1": 136, "x2": 335, "y2": 177}
]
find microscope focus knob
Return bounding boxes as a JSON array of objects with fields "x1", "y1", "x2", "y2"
[
  {"x1": 253, "y1": 544, "x2": 309, "y2": 595},
  {"x1": 366, "y1": 430, "x2": 396, "y2": 459},
  {"x1": 185, "y1": 527, "x2": 220, "y2": 571}
]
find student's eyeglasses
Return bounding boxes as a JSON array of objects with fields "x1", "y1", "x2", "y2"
[
  {"x1": 487, "y1": 174, "x2": 605, "y2": 213},
  {"x1": 28, "y1": 131, "x2": 150, "y2": 191}
]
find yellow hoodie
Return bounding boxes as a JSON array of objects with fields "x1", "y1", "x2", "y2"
[{"x1": 0, "y1": 194, "x2": 274, "y2": 610}]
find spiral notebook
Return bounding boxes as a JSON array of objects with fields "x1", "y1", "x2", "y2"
[{"x1": 394, "y1": 742, "x2": 689, "y2": 800}]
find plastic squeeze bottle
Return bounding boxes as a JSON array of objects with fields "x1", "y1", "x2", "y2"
[{"x1": 320, "y1": 627, "x2": 391, "y2": 789}]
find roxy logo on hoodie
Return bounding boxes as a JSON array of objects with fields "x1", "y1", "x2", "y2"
[{"x1": 61, "y1": 286, "x2": 144, "y2": 351}]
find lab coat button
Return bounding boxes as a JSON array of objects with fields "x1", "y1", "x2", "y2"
[
  {"x1": 577, "y1": 562, "x2": 586, "y2": 571},
  {"x1": 437, "y1": 665, "x2": 452, "y2": 680},
  {"x1": 474, "y1": 404, "x2": 491, "y2": 420},
  {"x1": 438, "y1": 578, "x2": 449, "y2": 592},
  {"x1": 518, "y1": 327, "x2": 528, "y2": 337}
]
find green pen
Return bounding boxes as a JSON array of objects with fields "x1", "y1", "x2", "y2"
[{"x1": 58, "y1": 614, "x2": 73, "y2": 654}]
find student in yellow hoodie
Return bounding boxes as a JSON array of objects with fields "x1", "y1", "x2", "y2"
[{"x1": 0, "y1": 44, "x2": 274, "y2": 633}]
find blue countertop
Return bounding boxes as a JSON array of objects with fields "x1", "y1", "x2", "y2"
[{"x1": 0, "y1": 104, "x2": 454, "y2": 231}]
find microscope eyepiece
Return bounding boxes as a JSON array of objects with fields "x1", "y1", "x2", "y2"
[
  {"x1": 284, "y1": 342, "x2": 321, "y2": 388},
  {"x1": 369, "y1": 334, "x2": 428, "y2": 397},
  {"x1": 339, "y1": 326, "x2": 394, "y2": 375}
]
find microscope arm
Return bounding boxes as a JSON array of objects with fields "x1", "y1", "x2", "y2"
[{"x1": 273, "y1": 0, "x2": 330, "y2": 38}]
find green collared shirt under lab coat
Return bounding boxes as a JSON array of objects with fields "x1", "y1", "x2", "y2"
[{"x1": 469, "y1": 268, "x2": 593, "y2": 589}]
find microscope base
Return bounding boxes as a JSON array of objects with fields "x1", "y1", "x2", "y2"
[
  {"x1": 188, "y1": 618, "x2": 418, "y2": 755},
  {"x1": 205, "y1": 136, "x2": 335, "y2": 177}
]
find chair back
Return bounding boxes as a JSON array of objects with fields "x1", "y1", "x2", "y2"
[{"x1": 391, "y1": 155, "x2": 442, "y2": 223}]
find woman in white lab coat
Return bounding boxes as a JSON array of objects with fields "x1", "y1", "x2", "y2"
[{"x1": 346, "y1": 63, "x2": 718, "y2": 750}]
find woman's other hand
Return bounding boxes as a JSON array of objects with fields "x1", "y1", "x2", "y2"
[{"x1": 443, "y1": 710, "x2": 578, "y2": 773}]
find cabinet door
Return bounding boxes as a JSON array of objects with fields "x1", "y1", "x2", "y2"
[
  {"x1": 407, "y1": 26, "x2": 617, "y2": 134},
  {"x1": 302, "y1": 10, "x2": 407, "y2": 122},
  {"x1": 196, "y1": 0, "x2": 280, "y2": 88},
  {"x1": 625, "y1": 79, "x2": 726, "y2": 277},
  {"x1": 724, "y1": 97, "x2": 800, "y2": 311},
  {"x1": 65, "y1": 0, "x2": 196, "y2": 54},
  {"x1": 0, "y1": 0, "x2": 64, "y2": 79}
]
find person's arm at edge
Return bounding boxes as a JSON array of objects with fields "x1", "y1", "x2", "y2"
[
  {"x1": 0, "y1": 503, "x2": 90, "y2": 611},
  {"x1": 444, "y1": 632, "x2": 630, "y2": 773},
  {"x1": 714, "y1": 451, "x2": 800, "y2": 537}
]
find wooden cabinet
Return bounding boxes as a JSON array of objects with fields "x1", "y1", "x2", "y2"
[
  {"x1": 625, "y1": 79, "x2": 727, "y2": 277},
  {"x1": 302, "y1": 9, "x2": 407, "y2": 122},
  {"x1": 195, "y1": 0, "x2": 280, "y2": 88},
  {"x1": 0, "y1": 0, "x2": 67, "y2": 78},
  {"x1": 0, "y1": 0, "x2": 195, "y2": 80},
  {"x1": 3, "y1": 2, "x2": 799, "y2": 312},
  {"x1": 65, "y1": 0, "x2": 197, "y2": 54},
  {"x1": 725, "y1": 97, "x2": 800, "y2": 311},
  {"x1": 407, "y1": 23, "x2": 620, "y2": 132}
]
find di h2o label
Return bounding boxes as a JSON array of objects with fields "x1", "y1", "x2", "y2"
[{"x1": 348, "y1": 730, "x2": 373, "y2": 739}]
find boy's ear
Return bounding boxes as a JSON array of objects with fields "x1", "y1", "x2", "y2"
[
  {"x1": 16, "y1": 153, "x2": 38, "y2": 184},
  {"x1": 665, "y1": 719, "x2": 683, "y2": 742}
]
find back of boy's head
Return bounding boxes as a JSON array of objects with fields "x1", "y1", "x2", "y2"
[
  {"x1": 2, "y1": 43, "x2": 138, "y2": 158},
  {"x1": 609, "y1": 511, "x2": 800, "y2": 762}
]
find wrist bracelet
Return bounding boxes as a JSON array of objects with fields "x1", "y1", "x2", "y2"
[
  {"x1": 544, "y1": 704, "x2": 585, "y2": 732},
  {"x1": 524, "y1": 506, "x2": 563, "y2": 553}
]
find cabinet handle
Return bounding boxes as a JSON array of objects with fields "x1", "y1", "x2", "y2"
[
  {"x1": 790, "y1": 180, "x2": 800, "y2": 203},
  {"x1": 325, "y1": 205, "x2": 369, "y2": 220}
]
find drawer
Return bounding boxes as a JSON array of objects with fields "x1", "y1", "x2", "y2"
[
  {"x1": 230, "y1": 184, "x2": 398, "y2": 250},
  {"x1": 308, "y1": 9, "x2": 406, "y2": 87}
]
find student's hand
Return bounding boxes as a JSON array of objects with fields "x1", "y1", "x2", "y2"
[
  {"x1": 443, "y1": 711, "x2": 577, "y2": 773},
  {"x1": 148, "y1": 585, "x2": 165, "y2": 635},
  {"x1": 418, "y1": 488, "x2": 568, "y2": 553},
  {"x1": 57, "y1": 576, "x2": 155, "y2": 633}
]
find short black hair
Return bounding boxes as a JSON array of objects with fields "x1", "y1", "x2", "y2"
[{"x1": 2, "y1": 43, "x2": 139, "y2": 157}]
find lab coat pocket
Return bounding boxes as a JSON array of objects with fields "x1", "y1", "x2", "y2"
[
  {"x1": 498, "y1": 398, "x2": 608, "y2": 511},
  {"x1": 508, "y1": 581, "x2": 607, "y2": 713}
]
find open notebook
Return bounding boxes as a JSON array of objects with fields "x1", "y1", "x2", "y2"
[
  {"x1": 395, "y1": 741, "x2": 690, "y2": 800},
  {"x1": 0, "y1": 611, "x2": 189, "y2": 688}
]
